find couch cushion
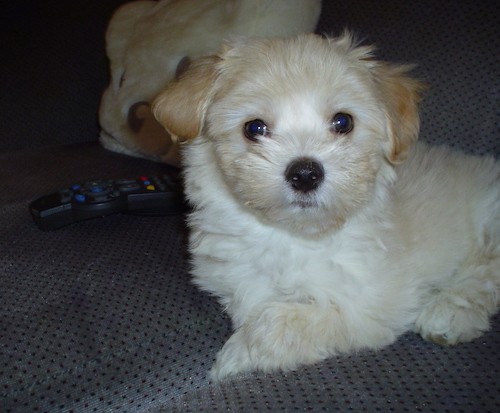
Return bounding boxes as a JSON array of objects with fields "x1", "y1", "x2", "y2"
[
  {"x1": 1, "y1": 0, "x2": 499, "y2": 411},
  {"x1": 0, "y1": 144, "x2": 232, "y2": 411},
  {"x1": 317, "y1": 0, "x2": 499, "y2": 157},
  {"x1": 1, "y1": 143, "x2": 499, "y2": 412}
]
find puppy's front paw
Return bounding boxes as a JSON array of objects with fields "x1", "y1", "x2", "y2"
[
  {"x1": 210, "y1": 302, "x2": 338, "y2": 381},
  {"x1": 210, "y1": 329, "x2": 253, "y2": 381}
]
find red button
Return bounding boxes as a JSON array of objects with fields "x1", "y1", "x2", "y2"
[{"x1": 139, "y1": 176, "x2": 149, "y2": 182}]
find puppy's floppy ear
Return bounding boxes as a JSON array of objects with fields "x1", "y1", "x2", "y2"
[
  {"x1": 152, "y1": 56, "x2": 220, "y2": 140},
  {"x1": 374, "y1": 64, "x2": 426, "y2": 164}
]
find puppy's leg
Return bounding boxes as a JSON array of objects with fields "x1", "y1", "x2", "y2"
[
  {"x1": 211, "y1": 301, "x2": 396, "y2": 380},
  {"x1": 415, "y1": 240, "x2": 500, "y2": 345}
]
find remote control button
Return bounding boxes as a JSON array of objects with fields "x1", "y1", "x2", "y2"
[
  {"x1": 139, "y1": 176, "x2": 149, "y2": 182},
  {"x1": 89, "y1": 186, "x2": 105, "y2": 194},
  {"x1": 116, "y1": 178, "x2": 136, "y2": 185},
  {"x1": 70, "y1": 184, "x2": 81, "y2": 191},
  {"x1": 143, "y1": 180, "x2": 151, "y2": 186},
  {"x1": 146, "y1": 185, "x2": 156, "y2": 191},
  {"x1": 152, "y1": 176, "x2": 167, "y2": 191},
  {"x1": 74, "y1": 194, "x2": 86, "y2": 203},
  {"x1": 119, "y1": 183, "x2": 142, "y2": 192}
]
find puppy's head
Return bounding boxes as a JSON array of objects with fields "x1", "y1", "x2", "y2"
[{"x1": 153, "y1": 33, "x2": 424, "y2": 236}]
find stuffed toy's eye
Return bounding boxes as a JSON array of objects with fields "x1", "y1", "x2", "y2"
[
  {"x1": 244, "y1": 119, "x2": 269, "y2": 141},
  {"x1": 330, "y1": 113, "x2": 354, "y2": 134}
]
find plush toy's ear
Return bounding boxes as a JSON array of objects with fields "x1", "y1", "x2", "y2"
[
  {"x1": 374, "y1": 64, "x2": 426, "y2": 164},
  {"x1": 153, "y1": 56, "x2": 220, "y2": 141}
]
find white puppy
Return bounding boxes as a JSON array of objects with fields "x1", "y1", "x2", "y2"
[{"x1": 153, "y1": 33, "x2": 500, "y2": 380}]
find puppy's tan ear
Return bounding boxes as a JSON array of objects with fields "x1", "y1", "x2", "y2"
[
  {"x1": 374, "y1": 64, "x2": 426, "y2": 164},
  {"x1": 152, "y1": 56, "x2": 220, "y2": 140}
]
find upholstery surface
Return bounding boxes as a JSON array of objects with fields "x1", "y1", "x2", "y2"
[
  {"x1": 316, "y1": 0, "x2": 499, "y2": 156},
  {"x1": 1, "y1": 146, "x2": 498, "y2": 413},
  {"x1": 1, "y1": 0, "x2": 499, "y2": 412}
]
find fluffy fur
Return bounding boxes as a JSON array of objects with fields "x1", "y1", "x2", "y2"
[
  {"x1": 99, "y1": 0, "x2": 321, "y2": 165},
  {"x1": 153, "y1": 33, "x2": 500, "y2": 380}
]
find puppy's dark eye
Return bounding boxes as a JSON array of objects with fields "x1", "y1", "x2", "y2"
[
  {"x1": 330, "y1": 113, "x2": 354, "y2": 135},
  {"x1": 244, "y1": 119, "x2": 269, "y2": 141}
]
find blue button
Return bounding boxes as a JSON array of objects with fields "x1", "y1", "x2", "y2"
[
  {"x1": 143, "y1": 180, "x2": 151, "y2": 186},
  {"x1": 90, "y1": 186, "x2": 104, "y2": 193},
  {"x1": 71, "y1": 184, "x2": 81, "y2": 191},
  {"x1": 74, "y1": 194, "x2": 86, "y2": 203}
]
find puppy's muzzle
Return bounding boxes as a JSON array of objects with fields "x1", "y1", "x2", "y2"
[{"x1": 285, "y1": 158, "x2": 325, "y2": 193}]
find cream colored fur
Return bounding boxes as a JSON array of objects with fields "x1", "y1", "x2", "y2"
[
  {"x1": 99, "y1": 0, "x2": 322, "y2": 164},
  {"x1": 153, "y1": 33, "x2": 500, "y2": 380}
]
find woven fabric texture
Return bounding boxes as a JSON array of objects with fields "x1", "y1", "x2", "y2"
[
  {"x1": 2, "y1": 146, "x2": 497, "y2": 413},
  {"x1": 1, "y1": 0, "x2": 499, "y2": 412},
  {"x1": 316, "y1": 0, "x2": 499, "y2": 156}
]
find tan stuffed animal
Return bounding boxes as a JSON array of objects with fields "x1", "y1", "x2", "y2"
[{"x1": 98, "y1": 0, "x2": 322, "y2": 166}]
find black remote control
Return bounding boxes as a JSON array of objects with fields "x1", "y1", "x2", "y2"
[{"x1": 29, "y1": 174, "x2": 187, "y2": 230}]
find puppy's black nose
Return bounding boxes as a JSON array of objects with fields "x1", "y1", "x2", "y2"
[{"x1": 285, "y1": 158, "x2": 325, "y2": 193}]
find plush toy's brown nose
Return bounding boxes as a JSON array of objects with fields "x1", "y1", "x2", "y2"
[{"x1": 285, "y1": 158, "x2": 325, "y2": 193}]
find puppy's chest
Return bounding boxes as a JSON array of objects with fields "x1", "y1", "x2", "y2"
[
  {"x1": 195, "y1": 223, "x2": 380, "y2": 295},
  {"x1": 251, "y1": 238, "x2": 334, "y2": 286}
]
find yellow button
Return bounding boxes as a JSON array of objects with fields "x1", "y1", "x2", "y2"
[{"x1": 146, "y1": 185, "x2": 156, "y2": 191}]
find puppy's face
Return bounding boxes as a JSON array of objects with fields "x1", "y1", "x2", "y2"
[{"x1": 154, "y1": 34, "x2": 424, "y2": 236}]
